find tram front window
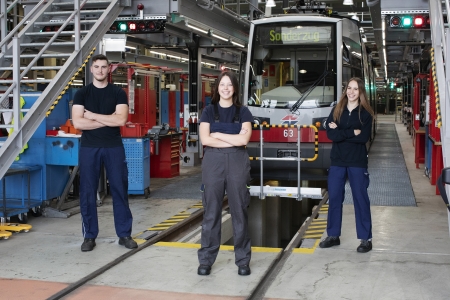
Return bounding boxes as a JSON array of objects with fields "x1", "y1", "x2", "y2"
[{"x1": 248, "y1": 22, "x2": 336, "y2": 109}]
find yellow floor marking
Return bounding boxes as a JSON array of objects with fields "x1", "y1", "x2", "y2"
[
  {"x1": 308, "y1": 225, "x2": 326, "y2": 229},
  {"x1": 155, "y1": 242, "x2": 200, "y2": 249},
  {"x1": 153, "y1": 225, "x2": 172, "y2": 228},
  {"x1": 293, "y1": 240, "x2": 320, "y2": 254},
  {"x1": 303, "y1": 234, "x2": 323, "y2": 239},
  {"x1": 160, "y1": 221, "x2": 179, "y2": 224},
  {"x1": 135, "y1": 238, "x2": 147, "y2": 245},
  {"x1": 252, "y1": 247, "x2": 282, "y2": 253},
  {"x1": 154, "y1": 242, "x2": 282, "y2": 252},
  {"x1": 148, "y1": 226, "x2": 170, "y2": 230},
  {"x1": 305, "y1": 229, "x2": 324, "y2": 234}
]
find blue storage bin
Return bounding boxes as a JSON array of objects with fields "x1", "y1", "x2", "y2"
[
  {"x1": 45, "y1": 137, "x2": 79, "y2": 166},
  {"x1": 123, "y1": 138, "x2": 150, "y2": 197}
]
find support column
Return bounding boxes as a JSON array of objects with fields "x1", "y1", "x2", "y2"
[{"x1": 184, "y1": 34, "x2": 201, "y2": 166}]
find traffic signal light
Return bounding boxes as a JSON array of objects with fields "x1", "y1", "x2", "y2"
[
  {"x1": 389, "y1": 15, "x2": 429, "y2": 28},
  {"x1": 107, "y1": 19, "x2": 166, "y2": 34}
]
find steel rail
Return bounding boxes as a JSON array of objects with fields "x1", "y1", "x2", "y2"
[
  {"x1": 46, "y1": 198, "x2": 228, "y2": 300},
  {"x1": 247, "y1": 190, "x2": 329, "y2": 300}
]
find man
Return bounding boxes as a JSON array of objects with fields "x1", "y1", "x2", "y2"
[{"x1": 72, "y1": 54, "x2": 137, "y2": 252}]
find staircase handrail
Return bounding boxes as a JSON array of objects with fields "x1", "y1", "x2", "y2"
[
  {"x1": 0, "y1": 0, "x2": 47, "y2": 50},
  {"x1": 0, "y1": 0, "x2": 124, "y2": 180}
]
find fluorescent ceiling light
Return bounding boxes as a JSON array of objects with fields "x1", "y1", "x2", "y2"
[
  {"x1": 186, "y1": 23, "x2": 208, "y2": 34},
  {"x1": 125, "y1": 46, "x2": 136, "y2": 50},
  {"x1": 212, "y1": 33, "x2": 228, "y2": 42},
  {"x1": 343, "y1": 0, "x2": 353, "y2": 5},
  {"x1": 167, "y1": 54, "x2": 181, "y2": 59},
  {"x1": 266, "y1": 0, "x2": 276, "y2": 7},
  {"x1": 150, "y1": 51, "x2": 166, "y2": 56},
  {"x1": 231, "y1": 41, "x2": 245, "y2": 48}
]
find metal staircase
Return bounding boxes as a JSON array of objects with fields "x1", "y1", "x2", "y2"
[{"x1": 0, "y1": 0, "x2": 127, "y2": 179}]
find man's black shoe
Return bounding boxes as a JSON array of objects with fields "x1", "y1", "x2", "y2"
[
  {"x1": 357, "y1": 240, "x2": 372, "y2": 253},
  {"x1": 238, "y1": 265, "x2": 251, "y2": 276},
  {"x1": 197, "y1": 264, "x2": 211, "y2": 275},
  {"x1": 81, "y1": 238, "x2": 96, "y2": 252},
  {"x1": 119, "y1": 236, "x2": 138, "y2": 249},
  {"x1": 319, "y1": 236, "x2": 340, "y2": 248}
]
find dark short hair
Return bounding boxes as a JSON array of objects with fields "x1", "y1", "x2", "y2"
[{"x1": 91, "y1": 54, "x2": 109, "y2": 65}]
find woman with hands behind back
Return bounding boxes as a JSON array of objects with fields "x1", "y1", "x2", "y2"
[
  {"x1": 197, "y1": 71, "x2": 253, "y2": 276},
  {"x1": 319, "y1": 77, "x2": 375, "y2": 253}
]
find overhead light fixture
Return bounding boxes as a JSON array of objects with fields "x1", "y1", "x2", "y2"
[
  {"x1": 343, "y1": 0, "x2": 354, "y2": 5},
  {"x1": 266, "y1": 0, "x2": 276, "y2": 7},
  {"x1": 231, "y1": 41, "x2": 245, "y2": 48},
  {"x1": 212, "y1": 33, "x2": 228, "y2": 42},
  {"x1": 202, "y1": 62, "x2": 216, "y2": 67},
  {"x1": 185, "y1": 22, "x2": 208, "y2": 34}
]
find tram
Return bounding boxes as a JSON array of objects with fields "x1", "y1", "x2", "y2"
[{"x1": 243, "y1": 14, "x2": 377, "y2": 181}]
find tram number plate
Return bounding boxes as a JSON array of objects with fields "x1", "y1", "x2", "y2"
[{"x1": 277, "y1": 149, "x2": 298, "y2": 158}]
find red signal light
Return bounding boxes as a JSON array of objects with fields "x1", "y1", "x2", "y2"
[
  {"x1": 413, "y1": 16, "x2": 425, "y2": 28},
  {"x1": 128, "y1": 22, "x2": 137, "y2": 32}
]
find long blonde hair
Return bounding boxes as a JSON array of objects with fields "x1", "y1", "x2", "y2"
[{"x1": 333, "y1": 77, "x2": 374, "y2": 123}]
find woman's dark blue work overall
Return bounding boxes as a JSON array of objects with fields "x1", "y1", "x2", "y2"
[
  {"x1": 327, "y1": 166, "x2": 372, "y2": 240},
  {"x1": 198, "y1": 105, "x2": 252, "y2": 267},
  {"x1": 79, "y1": 146, "x2": 133, "y2": 239}
]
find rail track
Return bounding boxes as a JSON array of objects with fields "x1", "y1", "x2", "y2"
[{"x1": 47, "y1": 191, "x2": 328, "y2": 300}]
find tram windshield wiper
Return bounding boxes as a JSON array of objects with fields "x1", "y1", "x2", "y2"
[{"x1": 289, "y1": 70, "x2": 330, "y2": 113}]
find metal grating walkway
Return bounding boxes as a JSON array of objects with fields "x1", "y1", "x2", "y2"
[{"x1": 344, "y1": 123, "x2": 416, "y2": 206}]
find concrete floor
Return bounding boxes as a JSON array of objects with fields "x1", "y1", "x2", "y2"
[{"x1": 0, "y1": 114, "x2": 449, "y2": 300}]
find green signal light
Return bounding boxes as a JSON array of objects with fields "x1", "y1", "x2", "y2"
[
  {"x1": 118, "y1": 22, "x2": 128, "y2": 32},
  {"x1": 402, "y1": 16, "x2": 412, "y2": 27}
]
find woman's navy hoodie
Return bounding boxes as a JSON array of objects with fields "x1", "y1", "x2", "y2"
[{"x1": 326, "y1": 105, "x2": 373, "y2": 169}]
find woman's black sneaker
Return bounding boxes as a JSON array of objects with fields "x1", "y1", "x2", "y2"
[
  {"x1": 319, "y1": 236, "x2": 340, "y2": 248},
  {"x1": 357, "y1": 240, "x2": 372, "y2": 253},
  {"x1": 197, "y1": 264, "x2": 211, "y2": 275}
]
